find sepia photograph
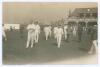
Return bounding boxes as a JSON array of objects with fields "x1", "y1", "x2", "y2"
[{"x1": 2, "y1": 2, "x2": 98, "y2": 65}]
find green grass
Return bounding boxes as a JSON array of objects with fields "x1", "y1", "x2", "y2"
[{"x1": 3, "y1": 30, "x2": 91, "y2": 64}]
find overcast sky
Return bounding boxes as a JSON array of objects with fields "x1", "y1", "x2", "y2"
[{"x1": 3, "y1": 2, "x2": 97, "y2": 24}]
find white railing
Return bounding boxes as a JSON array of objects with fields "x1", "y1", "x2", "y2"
[{"x1": 67, "y1": 18, "x2": 97, "y2": 22}]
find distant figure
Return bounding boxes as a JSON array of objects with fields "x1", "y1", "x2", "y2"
[
  {"x1": 20, "y1": 26, "x2": 24, "y2": 38},
  {"x1": 66, "y1": 25, "x2": 72, "y2": 42},
  {"x1": 72, "y1": 25, "x2": 77, "y2": 37},
  {"x1": 87, "y1": 26, "x2": 92, "y2": 35},
  {"x1": 88, "y1": 25, "x2": 98, "y2": 54},
  {"x1": 72, "y1": 25, "x2": 77, "y2": 41},
  {"x1": 13, "y1": 26, "x2": 15, "y2": 31},
  {"x1": 83, "y1": 26, "x2": 86, "y2": 32},
  {"x1": 26, "y1": 22, "x2": 35, "y2": 48},
  {"x1": 56, "y1": 25, "x2": 63, "y2": 48},
  {"x1": 10, "y1": 26, "x2": 13, "y2": 31},
  {"x1": 77, "y1": 24, "x2": 83, "y2": 42},
  {"x1": 2, "y1": 24, "x2": 7, "y2": 41},
  {"x1": 44, "y1": 25, "x2": 51, "y2": 40},
  {"x1": 34, "y1": 21, "x2": 41, "y2": 43},
  {"x1": 64, "y1": 24, "x2": 68, "y2": 40},
  {"x1": 53, "y1": 25, "x2": 58, "y2": 39}
]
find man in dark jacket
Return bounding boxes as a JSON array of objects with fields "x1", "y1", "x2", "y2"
[
  {"x1": 88, "y1": 25, "x2": 98, "y2": 54},
  {"x1": 77, "y1": 24, "x2": 83, "y2": 42},
  {"x1": 66, "y1": 25, "x2": 72, "y2": 42}
]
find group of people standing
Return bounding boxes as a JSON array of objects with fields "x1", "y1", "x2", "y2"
[
  {"x1": 44, "y1": 24, "x2": 64, "y2": 48},
  {"x1": 26, "y1": 20, "x2": 76, "y2": 49},
  {"x1": 26, "y1": 21, "x2": 40, "y2": 48},
  {"x1": 2, "y1": 20, "x2": 98, "y2": 54}
]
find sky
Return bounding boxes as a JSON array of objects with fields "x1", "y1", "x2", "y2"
[{"x1": 3, "y1": 2, "x2": 97, "y2": 24}]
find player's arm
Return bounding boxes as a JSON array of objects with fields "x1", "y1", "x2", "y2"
[
  {"x1": 26, "y1": 25, "x2": 30, "y2": 30},
  {"x1": 26, "y1": 25, "x2": 33, "y2": 30}
]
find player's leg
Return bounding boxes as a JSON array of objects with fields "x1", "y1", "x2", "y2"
[
  {"x1": 31, "y1": 35, "x2": 34, "y2": 48},
  {"x1": 88, "y1": 44, "x2": 94, "y2": 54},
  {"x1": 46, "y1": 32, "x2": 48, "y2": 40},
  {"x1": 93, "y1": 40, "x2": 98, "y2": 54},
  {"x1": 58, "y1": 35, "x2": 61, "y2": 48},
  {"x1": 3, "y1": 31, "x2": 7, "y2": 41},
  {"x1": 26, "y1": 33, "x2": 31, "y2": 48}
]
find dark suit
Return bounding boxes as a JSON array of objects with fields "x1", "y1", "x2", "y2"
[{"x1": 77, "y1": 25, "x2": 83, "y2": 42}]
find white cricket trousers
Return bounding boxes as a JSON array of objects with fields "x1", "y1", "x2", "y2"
[
  {"x1": 3, "y1": 31, "x2": 6, "y2": 38},
  {"x1": 56, "y1": 35, "x2": 62, "y2": 48},
  {"x1": 35, "y1": 32, "x2": 39, "y2": 43},
  {"x1": 89, "y1": 40, "x2": 98, "y2": 54},
  {"x1": 3, "y1": 30, "x2": 7, "y2": 40},
  {"x1": 26, "y1": 32, "x2": 35, "y2": 48},
  {"x1": 45, "y1": 32, "x2": 49, "y2": 40},
  {"x1": 73, "y1": 30, "x2": 76, "y2": 37}
]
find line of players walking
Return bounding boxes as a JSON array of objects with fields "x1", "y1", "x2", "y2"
[
  {"x1": 26, "y1": 21, "x2": 71, "y2": 48},
  {"x1": 2, "y1": 20, "x2": 97, "y2": 54}
]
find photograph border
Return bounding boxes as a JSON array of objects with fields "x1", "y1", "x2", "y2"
[{"x1": 0, "y1": 0, "x2": 99, "y2": 67}]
